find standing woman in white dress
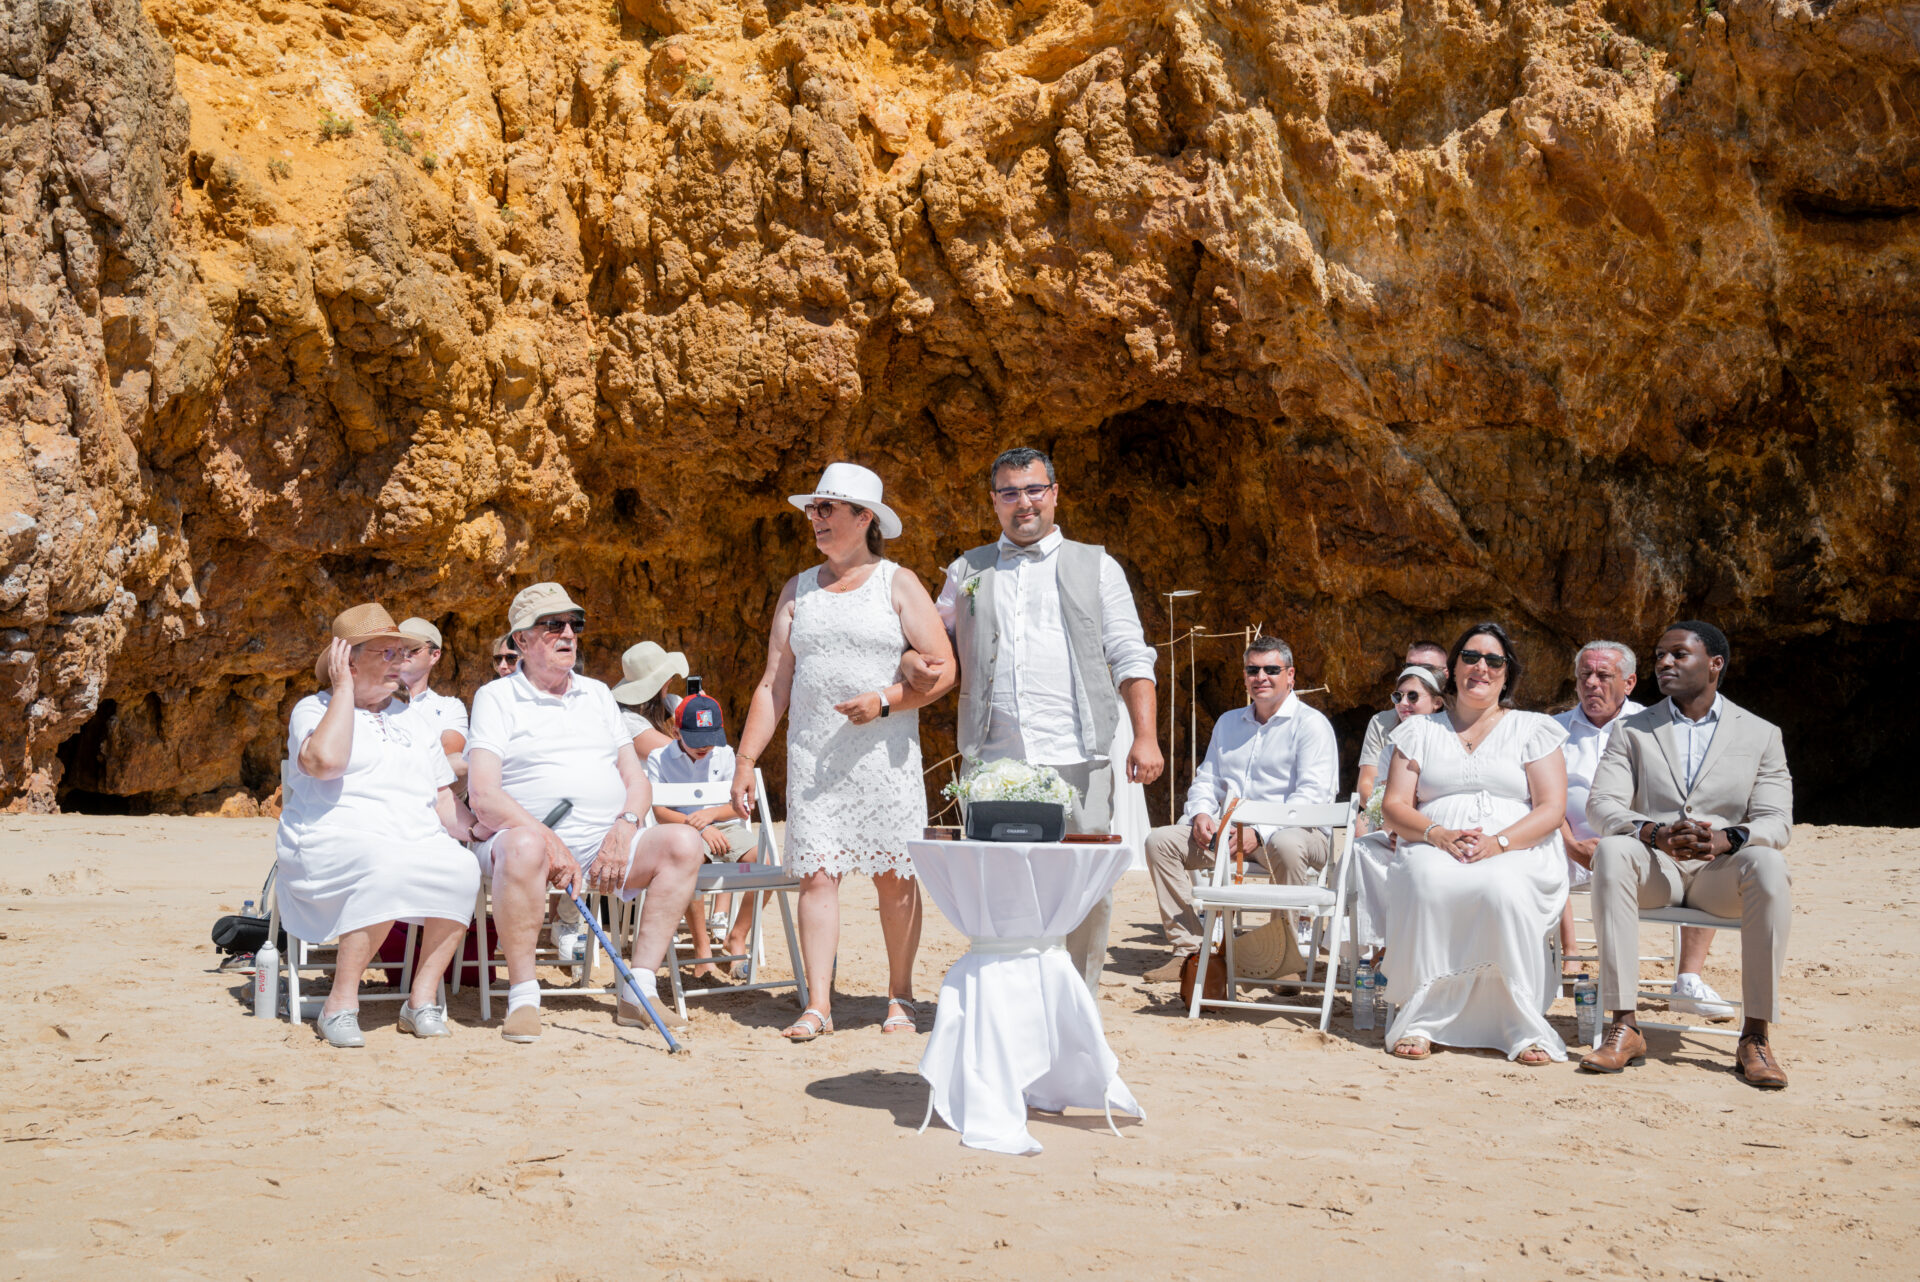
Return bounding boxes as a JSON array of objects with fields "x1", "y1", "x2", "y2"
[
  {"x1": 731, "y1": 464, "x2": 958, "y2": 1041},
  {"x1": 1379, "y1": 623, "x2": 1571, "y2": 1064},
  {"x1": 275, "y1": 604, "x2": 482, "y2": 1047}
]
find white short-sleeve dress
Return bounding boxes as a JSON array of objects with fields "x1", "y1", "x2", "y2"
[
  {"x1": 1381, "y1": 710, "x2": 1571, "y2": 1060},
  {"x1": 274, "y1": 692, "x2": 480, "y2": 943}
]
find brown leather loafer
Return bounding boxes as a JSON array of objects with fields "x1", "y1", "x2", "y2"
[
  {"x1": 1143, "y1": 954, "x2": 1192, "y2": 984},
  {"x1": 1736, "y1": 1035, "x2": 1789, "y2": 1090},
  {"x1": 1580, "y1": 1021, "x2": 1647, "y2": 1073}
]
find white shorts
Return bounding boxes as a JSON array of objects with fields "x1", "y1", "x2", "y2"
[{"x1": 472, "y1": 825, "x2": 646, "y2": 900}]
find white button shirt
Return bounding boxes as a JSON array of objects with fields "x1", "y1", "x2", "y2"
[
  {"x1": 1554, "y1": 698, "x2": 1646, "y2": 843},
  {"x1": 934, "y1": 528, "x2": 1157, "y2": 766},
  {"x1": 1180, "y1": 694, "x2": 1338, "y2": 840},
  {"x1": 1673, "y1": 693, "x2": 1724, "y2": 793},
  {"x1": 467, "y1": 671, "x2": 631, "y2": 859}
]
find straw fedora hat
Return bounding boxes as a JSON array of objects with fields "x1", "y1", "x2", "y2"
[
  {"x1": 1232, "y1": 914, "x2": 1306, "y2": 981},
  {"x1": 610, "y1": 640, "x2": 689, "y2": 705},
  {"x1": 314, "y1": 602, "x2": 412, "y2": 686},
  {"x1": 787, "y1": 462, "x2": 902, "y2": 539}
]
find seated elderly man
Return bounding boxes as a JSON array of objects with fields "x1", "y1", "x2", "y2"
[
  {"x1": 466, "y1": 583, "x2": 707, "y2": 1043},
  {"x1": 1142, "y1": 637, "x2": 1340, "y2": 983},
  {"x1": 276, "y1": 603, "x2": 480, "y2": 1047},
  {"x1": 396, "y1": 617, "x2": 470, "y2": 792}
]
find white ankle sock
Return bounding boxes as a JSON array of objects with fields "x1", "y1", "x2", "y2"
[{"x1": 507, "y1": 981, "x2": 541, "y2": 1014}]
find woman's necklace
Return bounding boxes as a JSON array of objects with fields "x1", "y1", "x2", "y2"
[
  {"x1": 820, "y1": 559, "x2": 879, "y2": 594},
  {"x1": 1450, "y1": 705, "x2": 1505, "y2": 753}
]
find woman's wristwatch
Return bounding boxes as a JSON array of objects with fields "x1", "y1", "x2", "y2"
[{"x1": 878, "y1": 690, "x2": 891, "y2": 718}]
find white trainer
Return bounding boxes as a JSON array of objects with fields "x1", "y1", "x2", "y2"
[
  {"x1": 1669, "y1": 972, "x2": 1736, "y2": 1019},
  {"x1": 550, "y1": 920, "x2": 586, "y2": 963}
]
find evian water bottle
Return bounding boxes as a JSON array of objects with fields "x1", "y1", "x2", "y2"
[{"x1": 253, "y1": 936, "x2": 279, "y2": 1019}]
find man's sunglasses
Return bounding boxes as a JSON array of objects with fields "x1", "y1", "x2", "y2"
[
  {"x1": 991, "y1": 484, "x2": 1055, "y2": 504},
  {"x1": 1389, "y1": 690, "x2": 1429, "y2": 703},
  {"x1": 1244, "y1": 664, "x2": 1290, "y2": 677},
  {"x1": 1459, "y1": 650, "x2": 1509, "y2": 670},
  {"x1": 535, "y1": 615, "x2": 586, "y2": 636}
]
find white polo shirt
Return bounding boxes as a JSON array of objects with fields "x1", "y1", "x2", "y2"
[
  {"x1": 467, "y1": 671, "x2": 631, "y2": 859},
  {"x1": 400, "y1": 686, "x2": 469, "y2": 745}
]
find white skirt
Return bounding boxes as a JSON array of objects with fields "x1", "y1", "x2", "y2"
[
  {"x1": 1381, "y1": 795, "x2": 1569, "y2": 1060},
  {"x1": 275, "y1": 822, "x2": 480, "y2": 944}
]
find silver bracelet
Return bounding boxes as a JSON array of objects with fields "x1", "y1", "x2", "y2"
[{"x1": 1421, "y1": 821, "x2": 1439, "y2": 843}]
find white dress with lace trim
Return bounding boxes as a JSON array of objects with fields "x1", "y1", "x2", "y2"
[{"x1": 786, "y1": 561, "x2": 927, "y2": 878}]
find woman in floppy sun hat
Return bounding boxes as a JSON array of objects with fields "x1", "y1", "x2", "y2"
[
  {"x1": 732, "y1": 462, "x2": 956, "y2": 1041},
  {"x1": 611, "y1": 640, "x2": 690, "y2": 758},
  {"x1": 277, "y1": 603, "x2": 482, "y2": 1047}
]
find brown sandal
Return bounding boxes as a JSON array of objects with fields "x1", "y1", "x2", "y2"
[
  {"x1": 1516, "y1": 1044, "x2": 1553, "y2": 1066},
  {"x1": 1392, "y1": 1035, "x2": 1431, "y2": 1060}
]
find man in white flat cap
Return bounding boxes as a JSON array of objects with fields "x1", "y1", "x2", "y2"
[
  {"x1": 905, "y1": 445, "x2": 1165, "y2": 995},
  {"x1": 395, "y1": 617, "x2": 470, "y2": 792},
  {"x1": 465, "y1": 583, "x2": 707, "y2": 1042}
]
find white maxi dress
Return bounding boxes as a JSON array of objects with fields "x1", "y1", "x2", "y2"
[
  {"x1": 274, "y1": 692, "x2": 480, "y2": 944},
  {"x1": 1381, "y1": 711, "x2": 1570, "y2": 1060},
  {"x1": 786, "y1": 561, "x2": 927, "y2": 877}
]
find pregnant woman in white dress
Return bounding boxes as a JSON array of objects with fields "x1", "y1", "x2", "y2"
[
  {"x1": 1379, "y1": 623, "x2": 1571, "y2": 1064},
  {"x1": 731, "y1": 464, "x2": 957, "y2": 1041},
  {"x1": 276, "y1": 604, "x2": 481, "y2": 1047}
]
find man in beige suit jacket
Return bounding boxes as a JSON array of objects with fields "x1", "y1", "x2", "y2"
[{"x1": 1583, "y1": 621, "x2": 1794, "y2": 1088}]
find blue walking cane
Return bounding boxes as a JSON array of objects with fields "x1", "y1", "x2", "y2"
[{"x1": 541, "y1": 801, "x2": 688, "y2": 1055}]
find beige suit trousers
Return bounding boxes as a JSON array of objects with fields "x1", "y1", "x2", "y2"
[
  {"x1": 1592, "y1": 837, "x2": 1792, "y2": 1023},
  {"x1": 1145, "y1": 821, "x2": 1330, "y2": 956}
]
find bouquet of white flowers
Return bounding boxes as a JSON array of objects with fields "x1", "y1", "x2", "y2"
[
  {"x1": 1364, "y1": 784, "x2": 1386, "y2": 831},
  {"x1": 943, "y1": 759, "x2": 1074, "y2": 806}
]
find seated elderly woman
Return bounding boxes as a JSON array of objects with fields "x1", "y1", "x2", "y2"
[
  {"x1": 1351, "y1": 664, "x2": 1446, "y2": 952},
  {"x1": 275, "y1": 604, "x2": 482, "y2": 1048}
]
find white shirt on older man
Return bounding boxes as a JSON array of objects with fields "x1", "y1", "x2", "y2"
[
  {"x1": 1180, "y1": 693, "x2": 1339, "y2": 841},
  {"x1": 933, "y1": 528, "x2": 1157, "y2": 765},
  {"x1": 466, "y1": 670, "x2": 631, "y2": 861},
  {"x1": 1554, "y1": 697, "x2": 1646, "y2": 888}
]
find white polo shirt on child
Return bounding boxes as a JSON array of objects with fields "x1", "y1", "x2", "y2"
[
  {"x1": 467, "y1": 670, "x2": 631, "y2": 863},
  {"x1": 645, "y1": 742, "x2": 737, "y2": 815}
]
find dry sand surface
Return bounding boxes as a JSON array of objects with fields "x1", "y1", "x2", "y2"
[{"x1": 3, "y1": 817, "x2": 1917, "y2": 1279}]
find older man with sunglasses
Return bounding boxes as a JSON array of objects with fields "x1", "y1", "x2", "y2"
[
  {"x1": 465, "y1": 583, "x2": 706, "y2": 1042},
  {"x1": 1139, "y1": 637, "x2": 1339, "y2": 982}
]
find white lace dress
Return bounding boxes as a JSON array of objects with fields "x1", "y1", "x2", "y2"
[
  {"x1": 1382, "y1": 710, "x2": 1571, "y2": 1060},
  {"x1": 786, "y1": 561, "x2": 926, "y2": 877}
]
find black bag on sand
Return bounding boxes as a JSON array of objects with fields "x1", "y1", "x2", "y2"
[{"x1": 210, "y1": 914, "x2": 280, "y2": 955}]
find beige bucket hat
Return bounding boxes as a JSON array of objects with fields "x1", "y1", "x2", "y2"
[
  {"x1": 610, "y1": 640, "x2": 689, "y2": 705},
  {"x1": 507, "y1": 582, "x2": 584, "y2": 633},
  {"x1": 314, "y1": 603, "x2": 413, "y2": 686}
]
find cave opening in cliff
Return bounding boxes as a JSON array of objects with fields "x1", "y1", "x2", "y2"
[{"x1": 53, "y1": 700, "x2": 135, "y2": 815}]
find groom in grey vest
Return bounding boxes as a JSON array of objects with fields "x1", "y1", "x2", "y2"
[{"x1": 904, "y1": 447, "x2": 1164, "y2": 994}]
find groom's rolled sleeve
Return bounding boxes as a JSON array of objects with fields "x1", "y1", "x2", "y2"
[{"x1": 1098, "y1": 554, "x2": 1157, "y2": 684}]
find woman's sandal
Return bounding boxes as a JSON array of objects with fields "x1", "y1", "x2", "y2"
[
  {"x1": 1392, "y1": 1035, "x2": 1432, "y2": 1060},
  {"x1": 781, "y1": 1008, "x2": 833, "y2": 1042},
  {"x1": 1516, "y1": 1044, "x2": 1553, "y2": 1066},
  {"x1": 881, "y1": 997, "x2": 919, "y2": 1035}
]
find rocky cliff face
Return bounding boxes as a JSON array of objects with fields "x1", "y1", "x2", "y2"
[{"x1": 5, "y1": 0, "x2": 1918, "y2": 818}]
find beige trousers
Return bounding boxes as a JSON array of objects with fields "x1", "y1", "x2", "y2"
[
  {"x1": 1145, "y1": 821, "x2": 1329, "y2": 956},
  {"x1": 1592, "y1": 837, "x2": 1792, "y2": 1023}
]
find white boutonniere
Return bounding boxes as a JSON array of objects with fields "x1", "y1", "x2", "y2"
[{"x1": 962, "y1": 573, "x2": 983, "y2": 615}]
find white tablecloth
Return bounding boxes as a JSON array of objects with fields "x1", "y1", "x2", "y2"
[{"x1": 910, "y1": 840, "x2": 1144, "y2": 1155}]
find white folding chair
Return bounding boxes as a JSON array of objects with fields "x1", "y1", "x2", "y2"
[
  {"x1": 620, "y1": 767, "x2": 807, "y2": 1019},
  {"x1": 1632, "y1": 906, "x2": 1743, "y2": 1039},
  {"x1": 1185, "y1": 796, "x2": 1360, "y2": 1030},
  {"x1": 264, "y1": 886, "x2": 441, "y2": 1023},
  {"x1": 450, "y1": 865, "x2": 616, "y2": 1021}
]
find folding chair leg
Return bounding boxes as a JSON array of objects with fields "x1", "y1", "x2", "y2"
[
  {"x1": 284, "y1": 939, "x2": 301, "y2": 1023},
  {"x1": 779, "y1": 889, "x2": 808, "y2": 1010},
  {"x1": 1188, "y1": 910, "x2": 1217, "y2": 1019},
  {"x1": 476, "y1": 883, "x2": 492, "y2": 1022},
  {"x1": 400, "y1": 922, "x2": 419, "y2": 996}
]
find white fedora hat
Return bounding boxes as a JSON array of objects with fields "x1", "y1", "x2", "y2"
[{"x1": 787, "y1": 462, "x2": 902, "y2": 539}]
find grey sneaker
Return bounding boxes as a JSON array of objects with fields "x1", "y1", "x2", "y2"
[
  {"x1": 315, "y1": 1008, "x2": 365, "y2": 1048},
  {"x1": 398, "y1": 1002, "x2": 451, "y2": 1038}
]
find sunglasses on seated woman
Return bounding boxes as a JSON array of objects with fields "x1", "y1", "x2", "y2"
[
  {"x1": 1389, "y1": 689, "x2": 1430, "y2": 703},
  {"x1": 1458, "y1": 650, "x2": 1509, "y2": 670},
  {"x1": 492, "y1": 651, "x2": 518, "y2": 668}
]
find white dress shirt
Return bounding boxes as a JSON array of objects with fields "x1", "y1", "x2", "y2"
[
  {"x1": 934, "y1": 528, "x2": 1157, "y2": 765},
  {"x1": 1673, "y1": 693, "x2": 1724, "y2": 793},
  {"x1": 1179, "y1": 694, "x2": 1339, "y2": 841},
  {"x1": 1554, "y1": 698, "x2": 1646, "y2": 843}
]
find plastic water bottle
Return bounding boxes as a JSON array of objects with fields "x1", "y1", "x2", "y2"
[
  {"x1": 242, "y1": 899, "x2": 255, "y2": 918},
  {"x1": 1574, "y1": 977, "x2": 1600, "y2": 1047},
  {"x1": 253, "y1": 938, "x2": 279, "y2": 1019},
  {"x1": 1353, "y1": 961, "x2": 1376, "y2": 1031},
  {"x1": 1372, "y1": 969, "x2": 1391, "y2": 1031}
]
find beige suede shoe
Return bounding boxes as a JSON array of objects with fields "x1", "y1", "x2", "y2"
[{"x1": 501, "y1": 1004, "x2": 542, "y2": 1043}]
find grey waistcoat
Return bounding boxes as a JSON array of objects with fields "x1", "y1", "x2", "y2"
[{"x1": 947, "y1": 539, "x2": 1120, "y2": 764}]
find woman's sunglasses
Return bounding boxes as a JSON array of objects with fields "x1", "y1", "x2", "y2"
[
  {"x1": 803, "y1": 500, "x2": 857, "y2": 520},
  {"x1": 1389, "y1": 689, "x2": 1429, "y2": 703},
  {"x1": 492, "y1": 652, "x2": 519, "y2": 667},
  {"x1": 1459, "y1": 650, "x2": 1509, "y2": 670}
]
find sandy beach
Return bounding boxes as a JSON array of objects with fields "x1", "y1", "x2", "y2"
[{"x1": 2, "y1": 816, "x2": 1916, "y2": 1279}]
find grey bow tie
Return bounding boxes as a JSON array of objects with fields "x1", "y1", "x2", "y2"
[{"x1": 1003, "y1": 544, "x2": 1046, "y2": 562}]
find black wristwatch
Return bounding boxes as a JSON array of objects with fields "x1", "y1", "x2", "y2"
[{"x1": 1725, "y1": 826, "x2": 1748, "y2": 854}]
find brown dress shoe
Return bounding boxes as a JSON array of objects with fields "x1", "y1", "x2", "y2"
[
  {"x1": 1579, "y1": 1021, "x2": 1647, "y2": 1073},
  {"x1": 1736, "y1": 1035, "x2": 1788, "y2": 1089},
  {"x1": 1143, "y1": 954, "x2": 1192, "y2": 984}
]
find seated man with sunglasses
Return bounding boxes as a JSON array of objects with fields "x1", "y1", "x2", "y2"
[
  {"x1": 1141, "y1": 637, "x2": 1340, "y2": 983},
  {"x1": 465, "y1": 583, "x2": 707, "y2": 1042}
]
